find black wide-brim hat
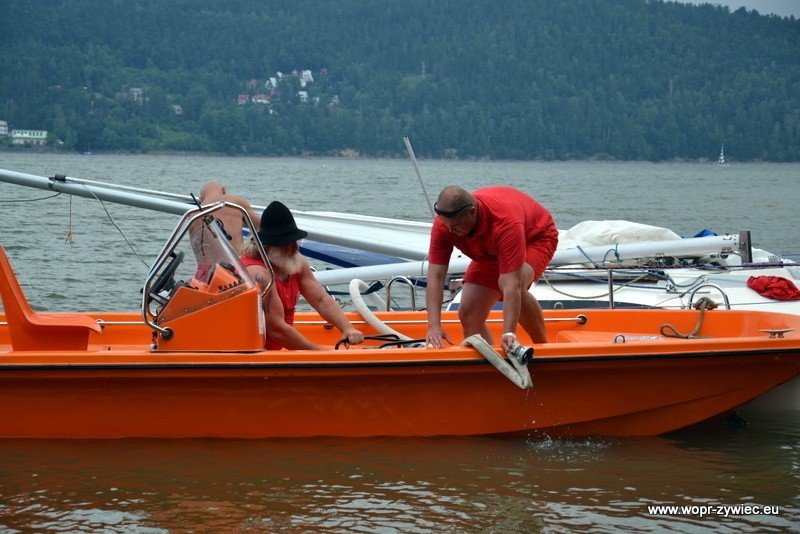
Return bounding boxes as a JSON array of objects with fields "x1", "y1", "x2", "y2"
[{"x1": 256, "y1": 201, "x2": 308, "y2": 247}]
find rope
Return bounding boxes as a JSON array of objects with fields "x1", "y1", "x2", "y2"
[
  {"x1": 659, "y1": 297, "x2": 718, "y2": 339},
  {"x1": 65, "y1": 195, "x2": 74, "y2": 243},
  {"x1": 0, "y1": 185, "x2": 149, "y2": 267},
  {"x1": 576, "y1": 245, "x2": 604, "y2": 268},
  {"x1": 540, "y1": 271, "x2": 660, "y2": 300}
]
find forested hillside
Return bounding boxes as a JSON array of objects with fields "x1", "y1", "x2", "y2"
[{"x1": 1, "y1": 0, "x2": 798, "y2": 161}]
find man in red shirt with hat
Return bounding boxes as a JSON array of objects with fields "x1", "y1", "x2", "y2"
[
  {"x1": 425, "y1": 186, "x2": 558, "y2": 350},
  {"x1": 241, "y1": 200, "x2": 364, "y2": 350}
]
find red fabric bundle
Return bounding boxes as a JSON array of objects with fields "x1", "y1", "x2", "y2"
[{"x1": 746, "y1": 275, "x2": 800, "y2": 301}]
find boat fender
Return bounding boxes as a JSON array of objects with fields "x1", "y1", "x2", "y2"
[{"x1": 462, "y1": 334, "x2": 533, "y2": 389}]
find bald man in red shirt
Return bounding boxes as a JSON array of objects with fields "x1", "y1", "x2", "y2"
[{"x1": 425, "y1": 186, "x2": 558, "y2": 349}]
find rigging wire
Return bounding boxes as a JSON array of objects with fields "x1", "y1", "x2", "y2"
[
  {"x1": 77, "y1": 184, "x2": 150, "y2": 268},
  {"x1": 1, "y1": 185, "x2": 151, "y2": 308},
  {"x1": 0, "y1": 192, "x2": 62, "y2": 202},
  {"x1": 7, "y1": 254, "x2": 52, "y2": 312}
]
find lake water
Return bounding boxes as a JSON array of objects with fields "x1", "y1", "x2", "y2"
[
  {"x1": 0, "y1": 152, "x2": 799, "y2": 532},
  {"x1": 0, "y1": 152, "x2": 798, "y2": 313}
]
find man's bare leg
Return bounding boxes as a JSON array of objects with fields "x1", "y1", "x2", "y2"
[
  {"x1": 518, "y1": 291, "x2": 547, "y2": 343},
  {"x1": 516, "y1": 264, "x2": 547, "y2": 343},
  {"x1": 458, "y1": 282, "x2": 500, "y2": 344}
]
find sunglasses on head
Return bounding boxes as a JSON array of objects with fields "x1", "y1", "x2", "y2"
[{"x1": 433, "y1": 202, "x2": 473, "y2": 218}]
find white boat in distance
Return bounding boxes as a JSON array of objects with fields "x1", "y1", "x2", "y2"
[{"x1": 718, "y1": 143, "x2": 730, "y2": 166}]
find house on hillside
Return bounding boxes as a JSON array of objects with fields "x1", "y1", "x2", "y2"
[
  {"x1": 327, "y1": 95, "x2": 340, "y2": 111},
  {"x1": 129, "y1": 88, "x2": 144, "y2": 103},
  {"x1": 11, "y1": 129, "x2": 47, "y2": 145},
  {"x1": 252, "y1": 94, "x2": 271, "y2": 105},
  {"x1": 237, "y1": 94, "x2": 249, "y2": 105},
  {"x1": 0, "y1": 120, "x2": 8, "y2": 136},
  {"x1": 300, "y1": 70, "x2": 314, "y2": 87}
]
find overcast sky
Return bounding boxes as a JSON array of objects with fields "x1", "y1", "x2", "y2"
[{"x1": 679, "y1": 0, "x2": 800, "y2": 17}]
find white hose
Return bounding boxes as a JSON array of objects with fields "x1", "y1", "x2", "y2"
[
  {"x1": 462, "y1": 334, "x2": 533, "y2": 389},
  {"x1": 349, "y1": 278, "x2": 412, "y2": 340}
]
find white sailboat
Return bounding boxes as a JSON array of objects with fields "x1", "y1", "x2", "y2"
[{"x1": 718, "y1": 143, "x2": 729, "y2": 166}]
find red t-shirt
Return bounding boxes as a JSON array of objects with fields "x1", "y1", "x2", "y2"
[
  {"x1": 428, "y1": 186, "x2": 558, "y2": 274},
  {"x1": 241, "y1": 256, "x2": 301, "y2": 350}
]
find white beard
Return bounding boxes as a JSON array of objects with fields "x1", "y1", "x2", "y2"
[{"x1": 268, "y1": 247, "x2": 305, "y2": 276}]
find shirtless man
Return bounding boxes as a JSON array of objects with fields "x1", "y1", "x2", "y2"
[{"x1": 189, "y1": 181, "x2": 261, "y2": 282}]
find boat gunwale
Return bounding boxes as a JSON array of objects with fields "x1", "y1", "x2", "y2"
[{"x1": 1, "y1": 345, "x2": 798, "y2": 372}]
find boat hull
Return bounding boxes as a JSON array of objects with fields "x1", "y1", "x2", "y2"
[{"x1": 2, "y1": 310, "x2": 799, "y2": 438}]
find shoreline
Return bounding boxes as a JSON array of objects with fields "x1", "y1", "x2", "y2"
[{"x1": 0, "y1": 147, "x2": 785, "y2": 164}]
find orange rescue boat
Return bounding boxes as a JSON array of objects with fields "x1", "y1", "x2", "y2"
[{"x1": 1, "y1": 203, "x2": 799, "y2": 439}]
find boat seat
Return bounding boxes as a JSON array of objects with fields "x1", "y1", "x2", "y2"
[{"x1": 0, "y1": 246, "x2": 102, "y2": 351}]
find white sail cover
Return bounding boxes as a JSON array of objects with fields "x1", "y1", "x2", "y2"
[{"x1": 558, "y1": 220, "x2": 682, "y2": 249}]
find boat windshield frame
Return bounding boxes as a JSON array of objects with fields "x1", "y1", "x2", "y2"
[{"x1": 141, "y1": 201, "x2": 272, "y2": 337}]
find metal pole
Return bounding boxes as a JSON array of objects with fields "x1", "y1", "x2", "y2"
[
  {"x1": 59, "y1": 175, "x2": 195, "y2": 202},
  {"x1": 403, "y1": 136, "x2": 435, "y2": 217},
  {"x1": 0, "y1": 169, "x2": 192, "y2": 215},
  {"x1": 608, "y1": 270, "x2": 615, "y2": 309}
]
